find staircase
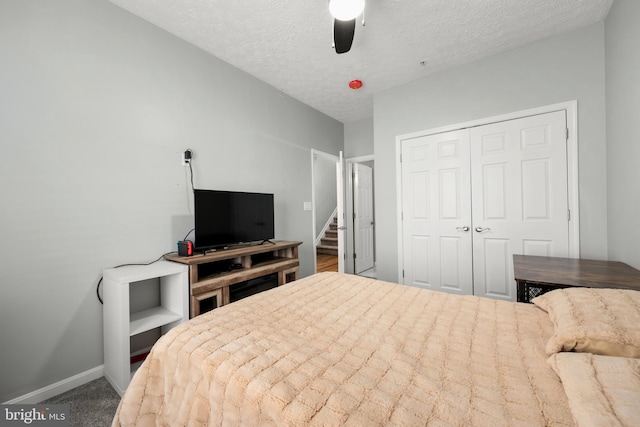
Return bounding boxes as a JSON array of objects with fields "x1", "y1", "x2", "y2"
[{"x1": 316, "y1": 217, "x2": 338, "y2": 256}]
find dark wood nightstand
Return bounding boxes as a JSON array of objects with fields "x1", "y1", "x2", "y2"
[{"x1": 513, "y1": 255, "x2": 640, "y2": 303}]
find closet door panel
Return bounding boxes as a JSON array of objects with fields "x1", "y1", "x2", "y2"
[
  {"x1": 471, "y1": 111, "x2": 570, "y2": 301},
  {"x1": 401, "y1": 131, "x2": 473, "y2": 294},
  {"x1": 482, "y1": 163, "x2": 508, "y2": 219},
  {"x1": 522, "y1": 239, "x2": 552, "y2": 256},
  {"x1": 522, "y1": 159, "x2": 552, "y2": 220},
  {"x1": 481, "y1": 238, "x2": 511, "y2": 299}
]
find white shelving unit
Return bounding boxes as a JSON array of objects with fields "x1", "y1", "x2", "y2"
[{"x1": 103, "y1": 260, "x2": 188, "y2": 396}]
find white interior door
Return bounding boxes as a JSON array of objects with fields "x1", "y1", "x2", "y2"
[
  {"x1": 336, "y1": 152, "x2": 346, "y2": 273},
  {"x1": 400, "y1": 130, "x2": 473, "y2": 294},
  {"x1": 470, "y1": 111, "x2": 569, "y2": 301},
  {"x1": 353, "y1": 163, "x2": 374, "y2": 273}
]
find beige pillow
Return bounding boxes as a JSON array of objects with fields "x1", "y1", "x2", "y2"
[
  {"x1": 531, "y1": 292, "x2": 550, "y2": 312},
  {"x1": 548, "y1": 353, "x2": 640, "y2": 427},
  {"x1": 535, "y1": 287, "x2": 640, "y2": 357}
]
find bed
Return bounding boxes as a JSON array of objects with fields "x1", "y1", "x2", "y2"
[{"x1": 112, "y1": 272, "x2": 640, "y2": 426}]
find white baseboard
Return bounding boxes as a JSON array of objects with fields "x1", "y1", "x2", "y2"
[{"x1": 4, "y1": 365, "x2": 105, "y2": 404}]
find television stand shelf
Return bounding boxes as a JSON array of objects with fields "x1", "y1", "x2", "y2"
[{"x1": 165, "y1": 240, "x2": 302, "y2": 318}]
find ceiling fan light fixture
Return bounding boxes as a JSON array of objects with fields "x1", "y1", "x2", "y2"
[{"x1": 329, "y1": 0, "x2": 365, "y2": 21}]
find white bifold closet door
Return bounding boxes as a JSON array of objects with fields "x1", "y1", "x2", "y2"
[{"x1": 401, "y1": 110, "x2": 569, "y2": 301}]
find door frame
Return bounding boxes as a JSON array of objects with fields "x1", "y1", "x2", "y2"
[
  {"x1": 345, "y1": 155, "x2": 375, "y2": 275},
  {"x1": 395, "y1": 100, "x2": 580, "y2": 284},
  {"x1": 336, "y1": 152, "x2": 346, "y2": 273},
  {"x1": 310, "y1": 149, "x2": 340, "y2": 274}
]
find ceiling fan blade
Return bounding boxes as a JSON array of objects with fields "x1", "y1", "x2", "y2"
[{"x1": 334, "y1": 18, "x2": 356, "y2": 54}]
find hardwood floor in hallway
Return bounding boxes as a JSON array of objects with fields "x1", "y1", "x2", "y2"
[{"x1": 316, "y1": 253, "x2": 338, "y2": 272}]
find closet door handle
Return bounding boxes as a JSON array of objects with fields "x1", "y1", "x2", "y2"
[
  {"x1": 475, "y1": 227, "x2": 491, "y2": 233},
  {"x1": 456, "y1": 226, "x2": 470, "y2": 232}
]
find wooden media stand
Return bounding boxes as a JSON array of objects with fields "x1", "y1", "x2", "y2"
[{"x1": 165, "y1": 240, "x2": 302, "y2": 318}]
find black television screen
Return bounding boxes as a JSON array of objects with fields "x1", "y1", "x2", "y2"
[{"x1": 194, "y1": 189, "x2": 274, "y2": 250}]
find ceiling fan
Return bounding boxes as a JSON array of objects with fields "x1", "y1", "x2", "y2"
[{"x1": 330, "y1": 0, "x2": 365, "y2": 54}]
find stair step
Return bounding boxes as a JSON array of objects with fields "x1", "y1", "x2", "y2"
[
  {"x1": 321, "y1": 237, "x2": 338, "y2": 246},
  {"x1": 325, "y1": 230, "x2": 337, "y2": 237},
  {"x1": 317, "y1": 245, "x2": 338, "y2": 256}
]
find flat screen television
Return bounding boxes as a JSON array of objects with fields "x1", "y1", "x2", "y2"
[{"x1": 194, "y1": 189, "x2": 275, "y2": 251}]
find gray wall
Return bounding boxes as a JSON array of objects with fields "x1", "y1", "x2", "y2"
[
  {"x1": 373, "y1": 23, "x2": 607, "y2": 282},
  {"x1": 605, "y1": 0, "x2": 640, "y2": 269},
  {"x1": 0, "y1": 0, "x2": 342, "y2": 402},
  {"x1": 344, "y1": 117, "x2": 374, "y2": 158}
]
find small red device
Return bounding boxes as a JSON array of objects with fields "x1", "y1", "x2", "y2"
[{"x1": 178, "y1": 240, "x2": 193, "y2": 257}]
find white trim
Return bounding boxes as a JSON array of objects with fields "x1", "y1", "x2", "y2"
[
  {"x1": 396, "y1": 101, "x2": 580, "y2": 283},
  {"x1": 397, "y1": 101, "x2": 578, "y2": 140},
  {"x1": 346, "y1": 154, "x2": 374, "y2": 163},
  {"x1": 344, "y1": 163, "x2": 355, "y2": 274},
  {"x1": 312, "y1": 149, "x2": 341, "y2": 162},
  {"x1": 395, "y1": 140, "x2": 404, "y2": 283},
  {"x1": 565, "y1": 100, "x2": 580, "y2": 258},
  {"x1": 337, "y1": 151, "x2": 346, "y2": 273},
  {"x1": 4, "y1": 365, "x2": 104, "y2": 404}
]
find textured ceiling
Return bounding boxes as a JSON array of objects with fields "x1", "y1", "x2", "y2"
[{"x1": 108, "y1": 0, "x2": 613, "y2": 123}]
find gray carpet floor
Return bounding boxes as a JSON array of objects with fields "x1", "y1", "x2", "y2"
[{"x1": 42, "y1": 376, "x2": 120, "y2": 427}]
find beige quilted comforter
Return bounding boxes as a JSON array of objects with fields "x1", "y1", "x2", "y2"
[{"x1": 113, "y1": 272, "x2": 572, "y2": 426}]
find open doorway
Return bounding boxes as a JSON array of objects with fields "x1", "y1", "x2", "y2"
[
  {"x1": 311, "y1": 149, "x2": 339, "y2": 273},
  {"x1": 311, "y1": 151, "x2": 376, "y2": 277}
]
